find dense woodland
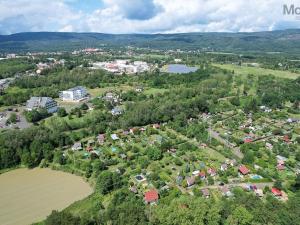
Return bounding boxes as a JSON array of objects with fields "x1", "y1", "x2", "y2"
[
  {"x1": 1, "y1": 30, "x2": 300, "y2": 54},
  {"x1": 44, "y1": 187, "x2": 300, "y2": 225},
  {"x1": 0, "y1": 58, "x2": 35, "y2": 79}
]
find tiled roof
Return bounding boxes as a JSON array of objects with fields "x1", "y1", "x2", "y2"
[{"x1": 144, "y1": 190, "x2": 159, "y2": 202}]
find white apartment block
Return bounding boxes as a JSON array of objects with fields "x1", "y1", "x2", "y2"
[{"x1": 59, "y1": 86, "x2": 88, "y2": 102}]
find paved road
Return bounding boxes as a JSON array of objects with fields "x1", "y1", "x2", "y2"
[
  {"x1": 208, "y1": 128, "x2": 244, "y2": 159},
  {"x1": 199, "y1": 182, "x2": 273, "y2": 190},
  {"x1": 0, "y1": 111, "x2": 31, "y2": 130},
  {"x1": 169, "y1": 180, "x2": 273, "y2": 195}
]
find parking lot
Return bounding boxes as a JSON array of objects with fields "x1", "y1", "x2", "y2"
[{"x1": 0, "y1": 109, "x2": 31, "y2": 130}]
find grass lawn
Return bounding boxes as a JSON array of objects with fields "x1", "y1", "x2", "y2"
[
  {"x1": 134, "y1": 54, "x2": 170, "y2": 60},
  {"x1": 64, "y1": 193, "x2": 102, "y2": 217},
  {"x1": 44, "y1": 109, "x2": 102, "y2": 132},
  {"x1": 213, "y1": 64, "x2": 300, "y2": 80},
  {"x1": 56, "y1": 100, "x2": 80, "y2": 111},
  {"x1": 162, "y1": 127, "x2": 226, "y2": 163},
  {"x1": 144, "y1": 88, "x2": 168, "y2": 96},
  {"x1": 88, "y1": 85, "x2": 133, "y2": 98},
  {"x1": 202, "y1": 147, "x2": 226, "y2": 162},
  {"x1": 288, "y1": 112, "x2": 300, "y2": 119}
]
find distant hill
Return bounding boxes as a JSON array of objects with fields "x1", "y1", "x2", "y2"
[{"x1": 0, "y1": 29, "x2": 300, "y2": 54}]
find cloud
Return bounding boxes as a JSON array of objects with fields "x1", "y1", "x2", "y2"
[
  {"x1": 0, "y1": 0, "x2": 81, "y2": 34},
  {"x1": 0, "y1": 0, "x2": 299, "y2": 34},
  {"x1": 0, "y1": 15, "x2": 31, "y2": 34},
  {"x1": 84, "y1": 0, "x2": 300, "y2": 33}
]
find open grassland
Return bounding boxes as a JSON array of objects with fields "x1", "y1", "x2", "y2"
[
  {"x1": 87, "y1": 85, "x2": 133, "y2": 98},
  {"x1": 143, "y1": 88, "x2": 168, "y2": 96},
  {"x1": 0, "y1": 168, "x2": 93, "y2": 225},
  {"x1": 214, "y1": 64, "x2": 300, "y2": 79}
]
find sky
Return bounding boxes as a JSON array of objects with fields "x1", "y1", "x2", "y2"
[{"x1": 0, "y1": 0, "x2": 299, "y2": 35}]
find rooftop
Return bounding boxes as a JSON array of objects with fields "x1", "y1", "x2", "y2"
[{"x1": 144, "y1": 190, "x2": 159, "y2": 203}]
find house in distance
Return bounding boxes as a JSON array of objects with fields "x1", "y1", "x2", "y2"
[{"x1": 59, "y1": 86, "x2": 88, "y2": 102}]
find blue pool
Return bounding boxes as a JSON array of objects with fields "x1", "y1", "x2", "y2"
[
  {"x1": 251, "y1": 175, "x2": 263, "y2": 180},
  {"x1": 166, "y1": 64, "x2": 198, "y2": 74}
]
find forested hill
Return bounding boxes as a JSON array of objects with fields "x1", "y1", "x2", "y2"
[{"x1": 1, "y1": 29, "x2": 300, "y2": 53}]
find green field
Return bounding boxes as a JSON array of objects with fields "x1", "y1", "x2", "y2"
[
  {"x1": 88, "y1": 85, "x2": 133, "y2": 98},
  {"x1": 214, "y1": 64, "x2": 300, "y2": 79},
  {"x1": 143, "y1": 88, "x2": 168, "y2": 96}
]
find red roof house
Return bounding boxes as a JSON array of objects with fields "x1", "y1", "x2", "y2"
[
  {"x1": 207, "y1": 168, "x2": 217, "y2": 176},
  {"x1": 239, "y1": 165, "x2": 250, "y2": 175},
  {"x1": 271, "y1": 188, "x2": 282, "y2": 196},
  {"x1": 244, "y1": 138, "x2": 253, "y2": 143},
  {"x1": 277, "y1": 164, "x2": 285, "y2": 171},
  {"x1": 199, "y1": 171, "x2": 206, "y2": 179},
  {"x1": 283, "y1": 135, "x2": 290, "y2": 143},
  {"x1": 144, "y1": 190, "x2": 159, "y2": 204}
]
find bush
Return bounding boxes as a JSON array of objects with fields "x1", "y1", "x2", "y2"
[
  {"x1": 272, "y1": 129, "x2": 283, "y2": 135},
  {"x1": 24, "y1": 108, "x2": 50, "y2": 123},
  {"x1": 81, "y1": 103, "x2": 89, "y2": 110},
  {"x1": 146, "y1": 147, "x2": 162, "y2": 160},
  {"x1": 57, "y1": 107, "x2": 67, "y2": 117},
  {"x1": 6, "y1": 113, "x2": 17, "y2": 124},
  {"x1": 96, "y1": 171, "x2": 123, "y2": 194},
  {"x1": 174, "y1": 157, "x2": 183, "y2": 166},
  {"x1": 45, "y1": 210, "x2": 80, "y2": 225}
]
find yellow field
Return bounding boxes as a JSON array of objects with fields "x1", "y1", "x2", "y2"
[
  {"x1": 0, "y1": 168, "x2": 93, "y2": 225},
  {"x1": 214, "y1": 64, "x2": 300, "y2": 80}
]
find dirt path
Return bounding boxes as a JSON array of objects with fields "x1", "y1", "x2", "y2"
[
  {"x1": 199, "y1": 182, "x2": 273, "y2": 190},
  {"x1": 0, "y1": 168, "x2": 93, "y2": 225}
]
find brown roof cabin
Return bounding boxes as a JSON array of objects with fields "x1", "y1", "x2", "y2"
[
  {"x1": 186, "y1": 176, "x2": 195, "y2": 187},
  {"x1": 201, "y1": 189, "x2": 210, "y2": 198},
  {"x1": 130, "y1": 127, "x2": 139, "y2": 135}
]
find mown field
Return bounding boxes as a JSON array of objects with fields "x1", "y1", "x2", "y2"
[
  {"x1": 0, "y1": 168, "x2": 93, "y2": 225},
  {"x1": 214, "y1": 64, "x2": 300, "y2": 79}
]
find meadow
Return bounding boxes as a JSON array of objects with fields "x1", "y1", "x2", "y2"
[{"x1": 214, "y1": 64, "x2": 300, "y2": 79}]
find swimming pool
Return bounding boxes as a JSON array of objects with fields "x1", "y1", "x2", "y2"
[{"x1": 250, "y1": 174, "x2": 263, "y2": 179}]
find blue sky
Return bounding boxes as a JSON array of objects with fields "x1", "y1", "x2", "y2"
[
  {"x1": 0, "y1": 0, "x2": 299, "y2": 35},
  {"x1": 65, "y1": 0, "x2": 103, "y2": 13}
]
